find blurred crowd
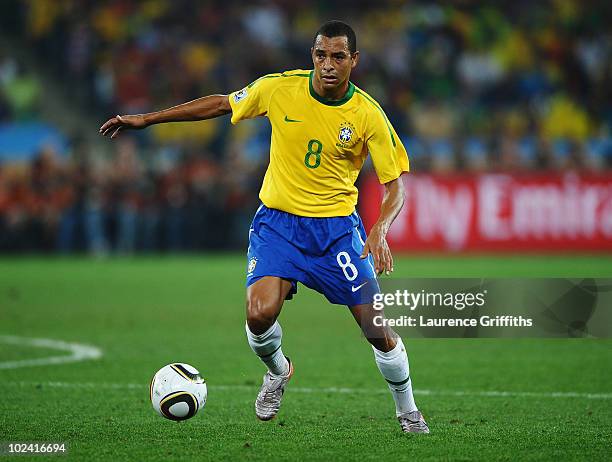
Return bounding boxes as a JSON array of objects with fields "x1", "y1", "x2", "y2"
[
  {"x1": 10, "y1": 0, "x2": 612, "y2": 145},
  {"x1": 0, "y1": 137, "x2": 265, "y2": 253},
  {"x1": 1, "y1": 0, "x2": 611, "y2": 252}
]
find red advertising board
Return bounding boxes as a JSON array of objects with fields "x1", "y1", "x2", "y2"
[{"x1": 359, "y1": 173, "x2": 612, "y2": 251}]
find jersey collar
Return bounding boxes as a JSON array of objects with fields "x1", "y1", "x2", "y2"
[{"x1": 309, "y1": 70, "x2": 355, "y2": 106}]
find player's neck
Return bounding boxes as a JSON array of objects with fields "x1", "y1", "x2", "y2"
[{"x1": 311, "y1": 75, "x2": 350, "y2": 101}]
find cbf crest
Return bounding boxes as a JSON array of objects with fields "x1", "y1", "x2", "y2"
[
  {"x1": 247, "y1": 257, "x2": 258, "y2": 274},
  {"x1": 337, "y1": 122, "x2": 357, "y2": 148}
]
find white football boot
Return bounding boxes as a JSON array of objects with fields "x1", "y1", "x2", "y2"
[
  {"x1": 397, "y1": 410, "x2": 430, "y2": 433},
  {"x1": 255, "y1": 357, "x2": 294, "y2": 421}
]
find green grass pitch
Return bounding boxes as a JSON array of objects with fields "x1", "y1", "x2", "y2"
[{"x1": 1, "y1": 255, "x2": 611, "y2": 461}]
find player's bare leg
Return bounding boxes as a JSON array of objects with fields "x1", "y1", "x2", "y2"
[
  {"x1": 246, "y1": 276, "x2": 294, "y2": 420},
  {"x1": 350, "y1": 303, "x2": 429, "y2": 433}
]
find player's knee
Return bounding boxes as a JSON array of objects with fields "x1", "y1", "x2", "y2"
[
  {"x1": 362, "y1": 324, "x2": 397, "y2": 352},
  {"x1": 367, "y1": 335, "x2": 397, "y2": 353},
  {"x1": 246, "y1": 294, "x2": 279, "y2": 334}
]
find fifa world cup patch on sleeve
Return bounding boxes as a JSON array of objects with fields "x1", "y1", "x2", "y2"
[{"x1": 233, "y1": 88, "x2": 248, "y2": 103}]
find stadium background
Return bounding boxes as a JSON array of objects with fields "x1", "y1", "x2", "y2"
[
  {"x1": 0, "y1": 0, "x2": 610, "y2": 253},
  {"x1": 1, "y1": 1, "x2": 611, "y2": 461}
]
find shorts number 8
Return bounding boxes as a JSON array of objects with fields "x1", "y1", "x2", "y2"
[{"x1": 336, "y1": 251, "x2": 358, "y2": 281}]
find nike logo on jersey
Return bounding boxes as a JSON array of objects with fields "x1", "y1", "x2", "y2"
[
  {"x1": 284, "y1": 115, "x2": 302, "y2": 123},
  {"x1": 351, "y1": 282, "x2": 368, "y2": 292}
]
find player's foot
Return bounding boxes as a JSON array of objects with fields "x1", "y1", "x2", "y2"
[
  {"x1": 255, "y1": 357, "x2": 294, "y2": 421},
  {"x1": 397, "y1": 410, "x2": 430, "y2": 433}
]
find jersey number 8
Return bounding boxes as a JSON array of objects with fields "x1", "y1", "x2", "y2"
[{"x1": 305, "y1": 139, "x2": 322, "y2": 169}]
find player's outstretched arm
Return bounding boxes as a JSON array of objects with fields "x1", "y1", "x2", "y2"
[
  {"x1": 360, "y1": 175, "x2": 405, "y2": 276},
  {"x1": 99, "y1": 94, "x2": 232, "y2": 139}
]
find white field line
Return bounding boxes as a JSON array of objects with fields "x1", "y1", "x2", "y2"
[
  {"x1": 4, "y1": 380, "x2": 612, "y2": 400},
  {"x1": 0, "y1": 335, "x2": 102, "y2": 370}
]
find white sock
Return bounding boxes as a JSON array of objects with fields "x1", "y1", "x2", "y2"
[
  {"x1": 245, "y1": 321, "x2": 290, "y2": 376},
  {"x1": 372, "y1": 337, "x2": 418, "y2": 416}
]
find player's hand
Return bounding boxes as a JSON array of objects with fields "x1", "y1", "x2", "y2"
[
  {"x1": 99, "y1": 114, "x2": 147, "y2": 139},
  {"x1": 360, "y1": 225, "x2": 393, "y2": 276}
]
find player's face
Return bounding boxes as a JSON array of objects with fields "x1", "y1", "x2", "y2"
[{"x1": 311, "y1": 35, "x2": 359, "y2": 96}]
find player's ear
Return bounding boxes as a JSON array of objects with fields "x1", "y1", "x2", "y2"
[
  {"x1": 351, "y1": 51, "x2": 360, "y2": 69},
  {"x1": 311, "y1": 47, "x2": 315, "y2": 64}
]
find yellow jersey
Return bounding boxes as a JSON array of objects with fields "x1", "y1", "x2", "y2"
[{"x1": 228, "y1": 69, "x2": 409, "y2": 217}]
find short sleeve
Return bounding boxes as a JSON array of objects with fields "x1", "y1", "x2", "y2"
[
  {"x1": 228, "y1": 74, "x2": 278, "y2": 124},
  {"x1": 366, "y1": 108, "x2": 410, "y2": 184}
]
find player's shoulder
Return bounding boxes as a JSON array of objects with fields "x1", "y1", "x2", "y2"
[
  {"x1": 351, "y1": 84, "x2": 385, "y2": 115},
  {"x1": 279, "y1": 69, "x2": 312, "y2": 78},
  {"x1": 351, "y1": 84, "x2": 401, "y2": 147},
  {"x1": 247, "y1": 69, "x2": 311, "y2": 90}
]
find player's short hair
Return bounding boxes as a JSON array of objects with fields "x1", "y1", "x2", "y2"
[{"x1": 313, "y1": 20, "x2": 357, "y2": 54}]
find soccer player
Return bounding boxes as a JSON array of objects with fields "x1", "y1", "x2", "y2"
[{"x1": 100, "y1": 20, "x2": 428, "y2": 433}]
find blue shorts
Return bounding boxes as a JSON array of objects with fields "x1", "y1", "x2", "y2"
[{"x1": 246, "y1": 204, "x2": 380, "y2": 306}]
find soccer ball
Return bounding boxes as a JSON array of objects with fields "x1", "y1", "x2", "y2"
[{"x1": 150, "y1": 363, "x2": 207, "y2": 421}]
